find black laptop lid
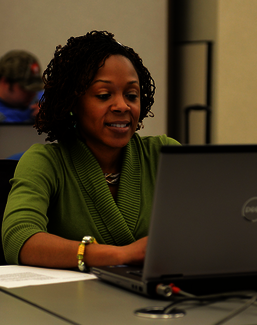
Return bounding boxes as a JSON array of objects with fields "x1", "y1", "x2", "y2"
[{"x1": 143, "y1": 144, "x2": 257, "y2": 281}]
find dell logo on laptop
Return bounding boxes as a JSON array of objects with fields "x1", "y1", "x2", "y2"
[{"x1": 242, "y1": 197, "x2": 257, "y2": 222}]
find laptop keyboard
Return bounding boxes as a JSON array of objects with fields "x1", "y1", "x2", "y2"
[{"x1": 127, "y1": 269, "x2": 143, "y2": 277}]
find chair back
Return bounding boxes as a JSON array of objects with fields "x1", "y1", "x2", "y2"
[{"x1": 0, "y1": 159, "x2": 18, "y2": 265}]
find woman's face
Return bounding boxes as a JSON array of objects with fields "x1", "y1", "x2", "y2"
[{"x1": 75, "y1": 55, "x2": 140, "y2": 155}]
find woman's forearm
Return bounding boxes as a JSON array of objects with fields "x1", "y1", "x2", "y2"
[
  {"x1": 19, "y1": 232, "x2": 147, "y2": 268},
  {"x1": 19, "y1": 232, "x2": 80, "y2": 268}
]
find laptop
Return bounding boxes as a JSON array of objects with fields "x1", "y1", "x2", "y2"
[{"x1": 92, "y1": 144, "x2": 257, "y2": 298}]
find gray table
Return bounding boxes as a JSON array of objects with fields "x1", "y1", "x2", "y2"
[
  {"x1": 2, "y1": 278, "x2": 257, "y2": 325},
  {"x1": 0, "y1": 290, "x2": 70, "y2": 324}
]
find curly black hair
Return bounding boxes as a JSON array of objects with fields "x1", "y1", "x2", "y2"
[{"x1": 35, "y1": 30, "x2": 155, "y2": 142}]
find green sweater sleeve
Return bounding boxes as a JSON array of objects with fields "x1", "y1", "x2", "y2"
[{"x1": 2, "y1": 143, "x2": 62, "y2": 264}]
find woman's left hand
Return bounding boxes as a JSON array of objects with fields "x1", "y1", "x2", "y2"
[{"x1": 119, "y1": 236, "x2": 148, "y2": 265}]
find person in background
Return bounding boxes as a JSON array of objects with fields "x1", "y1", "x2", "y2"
[
  {"x1": 0, "y1": 50, "x2": 44, "y2": 123},
  {"x1": 2, "y1": 31, "x2": 179, "y2": 271}
]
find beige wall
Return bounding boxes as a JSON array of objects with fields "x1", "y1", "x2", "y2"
[
  {"x1": 175, "y1": 0, "x2": 257, "y2": 144},
  {"x1": 215, "y1": 0, "x2": 257, "y2": 144},
  {"x1": 0, "y1": 0, "x2": 168, "y2": 157},
  {"x1": 174, "y1": 0, "x2": 217, "y2": 41},
  {"x1": 173, "y1": 0, "x2": 217, "y2": 144}
]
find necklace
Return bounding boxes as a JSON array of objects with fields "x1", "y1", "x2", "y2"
[{"x1": 104, "y1": 172, "x2": 120, "y2": 185}]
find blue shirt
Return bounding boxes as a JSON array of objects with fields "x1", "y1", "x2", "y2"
[{"x1": 0, "y1": 90, "x2": 44, "y2": 123}]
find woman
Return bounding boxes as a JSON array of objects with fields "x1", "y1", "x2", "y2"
[{"x1": 2, "y1": 31, "x2": 179, "y2": 270}]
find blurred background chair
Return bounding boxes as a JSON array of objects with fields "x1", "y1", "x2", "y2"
[{"x1": 0, "y1": 159, "x2": 18, "y2": 265}]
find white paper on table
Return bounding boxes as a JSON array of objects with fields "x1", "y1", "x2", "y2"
[{"x1": 0, "y1": 265, "x2": 97, "y2": 288}]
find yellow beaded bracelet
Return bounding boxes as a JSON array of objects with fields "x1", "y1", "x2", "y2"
[{"x1": 77, "y1": 236, "x2": 97, "y2": 272}]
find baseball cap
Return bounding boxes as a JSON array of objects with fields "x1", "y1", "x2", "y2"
[{"x1": 0, "y1": 50, "x2": 43, "y2": 92}]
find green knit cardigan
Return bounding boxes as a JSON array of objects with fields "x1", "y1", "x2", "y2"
[{"x1": 2, "y1": 133, "x2": 179, "y2": 264}]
